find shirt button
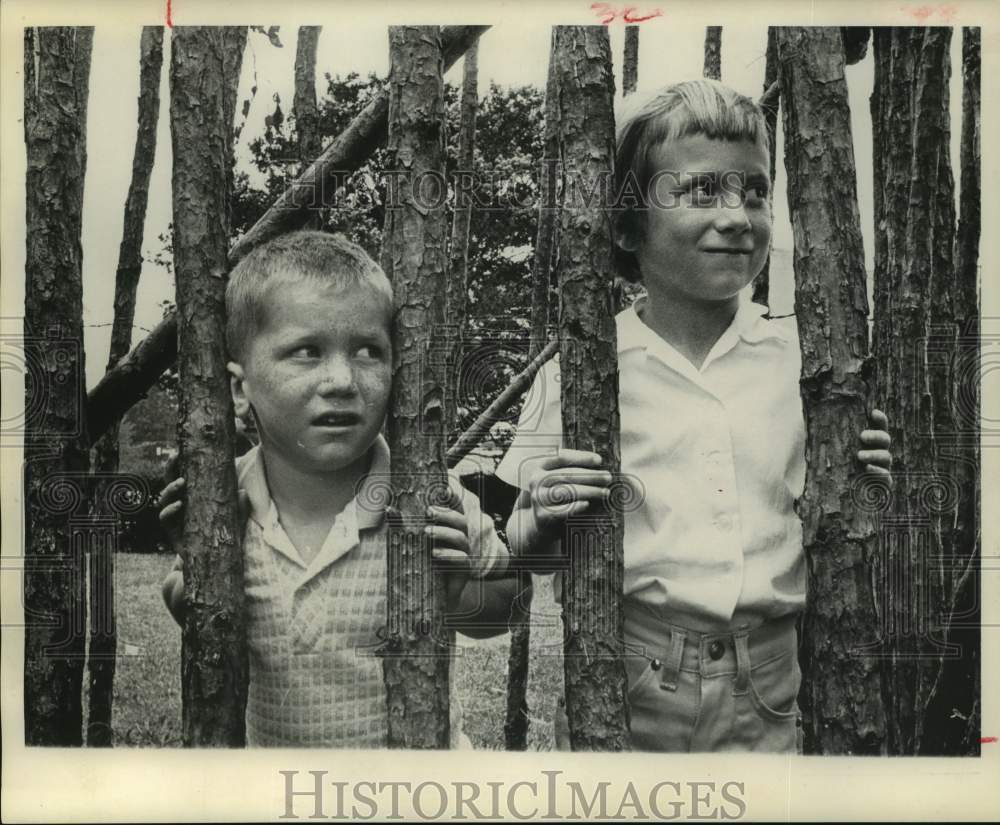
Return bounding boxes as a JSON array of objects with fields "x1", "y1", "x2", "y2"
[
  {"x1": 708, "y1": 640, "x2": 725, "y2": 660},
  {"x1": 716, "y1": 514, "x2": 733, "y2": 531}
]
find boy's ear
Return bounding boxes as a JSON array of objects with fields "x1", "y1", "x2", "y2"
[
  {"x1": 227, "y1": 361, "x2": 251, "y2": 419},
  {"x1": 614, "y1": 217, "x2": 641, "y2": 254}
]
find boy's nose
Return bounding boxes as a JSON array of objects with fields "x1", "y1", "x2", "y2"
[
  {"x1": 713, "y1": 190, "x2": 752, "y2": 232},
  {"x1": 316, "y1": 358, "x2": 356, "y2": 394}
]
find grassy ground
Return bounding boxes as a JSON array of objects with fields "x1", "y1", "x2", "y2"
[{"x1": 99, "y1": 553, "x2": 563, "y2": 749}]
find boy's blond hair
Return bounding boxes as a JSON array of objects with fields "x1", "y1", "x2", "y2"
[
  {"x1": 614, "y1": 79, "x2": 771, "y2": 282},
  {"x1": 225, "y1": 230, "x2": 393, "y2": 360}
]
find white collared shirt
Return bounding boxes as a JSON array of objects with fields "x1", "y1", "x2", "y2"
[
  {"x1": 496, "y1": 297, "x2": 806, "y2": 630},
  {"x1": 235, "y1": 435, "x2": 507, "y2": 747}
]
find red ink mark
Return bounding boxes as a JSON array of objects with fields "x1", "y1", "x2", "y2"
[
  {"x1": 622, "y1": 6, "x2": 663, "y2": 23},
  {"x1": 591, "y1": 3, "x2": 662, "y2": 25},
  {"x1": 900, "y1": 4, "x2": 957, "y2": 22},
  {"x1": 166, "y1": 0, "x2": 173, "y2": 28},
  {"x1": 591, "y1": 3, "x2": 617, "y2": 24},
  {"x1": 981, "y1": 736, "x2": 998, "y2": 744}
]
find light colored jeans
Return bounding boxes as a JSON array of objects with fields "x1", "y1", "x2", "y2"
[{"x1": 556, "y1": 604, "x2": 802, "y2": 753}]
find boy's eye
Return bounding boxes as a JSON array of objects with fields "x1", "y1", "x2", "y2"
[
  {"x1": 290, "y1": 345, "x2": 320, "y2": 359},
  {"x1": 744, "y1": 184, "x2": 769, "y2": 205},
  {"x1": 356, "y1": 344, "x2": 385, "y2": 360}
]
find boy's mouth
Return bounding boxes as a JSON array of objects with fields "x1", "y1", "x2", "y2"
[
  {"x1": 311, "y1": 411, "x2": 362, "y2": 428},
  {"x1": 703, "y1": 247, "x2": 752, "y2": 255}
]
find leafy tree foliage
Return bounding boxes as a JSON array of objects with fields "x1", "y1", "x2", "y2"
[{"x1": 233, "y1": 73, "x2": 545, "y2": 329}]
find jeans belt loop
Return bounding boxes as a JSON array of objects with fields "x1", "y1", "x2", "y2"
[
  {"x1": 732, "y1": 630, "x2": 751, "y2": 696},
  {"x1": 659, "y1": 627, "x2": 686, "y2": 692}
]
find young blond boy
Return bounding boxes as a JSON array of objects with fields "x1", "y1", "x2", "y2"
[
  {"x1": 496, "y1": 80, "x2": 892, "y2": 752},
  {"x1": 162, "y1": 230, "x2": 518, "y2": 748}
]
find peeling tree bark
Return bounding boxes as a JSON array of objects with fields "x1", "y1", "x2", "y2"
[
  {"x1": 703, "y1": 26, "x2": 721, "y2": 80},
  {"x1": 170, "y1": 26, "x2": 248, "y2": 747},
  {"x1": 776, "y1": 26, "x2": 885, "y2": 755},
  {"x1": 85, "y1": 26, "x2": 490, "y2": 447},
  {"x1": 871, "y1": 27, "x2": 962, "y2": 756},
  {"x1": 23, "y1": 25, "x2": 94, "y2": 747},
  {"x1": 752, "y1": 27, "x2": 778, "y2": 310},
  {"x1": 87, "y1": 25, "x2": 164, "y2": 748},
  {"x1": 622, "y1": 26, "x2": 639, "y2": 96},
  {"x1": 380, "y1": 25, "x2": 451, "y2": 749},
  {"x1": 552, "y1": 25, "x2": 630, "y2": 752}
]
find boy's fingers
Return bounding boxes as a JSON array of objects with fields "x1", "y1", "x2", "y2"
[
  {"x1": 869, "y1": 409, "x2": 889, "y2": 430},
  {"x1": 540, "y1": 450, "x2": 603, "y2": 471},
  {"x1": 865, "y1": 464, "x2": 893, "y2": 483},
  {"x1": 436, "y1": 481, "x2": 465, "y2": 515},
  {"x1": 534, "y1": 470, "x2": 614, "y2": 490},
  {"x1": 426, "y1": 524, "x2": 470, "y2": 553},
  {"x1": 164, "y1": 451, "x2": 181, "y2": 483},
  {"x1": 158, "y1": 501, "x2": 183, "y2": 524},
  {"x1": 432, "y1": 547, "x2": 473, "y2": 570},
  {"x1": 860, "y1": 429, "x2": 891, "y2": 448},
  {"x1": 536, "y1": 484, "x2": 610, "y2": 509},
  {"x1": 427, "y1": 505, "x2": 467, "y2": 531},
  {"x1": 156, "y1": 477, "x2": 186, "y2": 506},
  {"x1": 858, "y1": 449, "x2": 892, "y2": 468}
]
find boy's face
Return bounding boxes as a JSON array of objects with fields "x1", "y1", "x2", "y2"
[
  {"x1": 629, "y1": 135, "x2": 771, "y2": 305},
  {"x1": 228, "y1": 274, "x2": 392, "y2": 477}
]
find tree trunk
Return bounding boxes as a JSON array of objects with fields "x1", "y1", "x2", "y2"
[
  {"x1": 504, "y1": 44, "x2": 562, "y2": 752},
  {"x1": 170, "y1": 26, "x2": 248, "y2": 747},
  {"x1": 622, "y1": 26, "x2": 639, "y2": 96},
  {"x1": 446, "y1": 42, "x2": 478, "y2": 440},
  {"x1": 23, "y1": 25, "x2": 94, "y2": 747},
  {"x1": 445, "y1": 42, "x2": 477, "y2": 328},
  {"x1": 221, "y1": 27, "x2": 248, "y2": 237},
  {"x1": 551, "y1": 25, "x2": 630, "y2": 752},
  {"x1": 871, "y1": 27, "x2": 962, "y2": 755},
  {"x1": 776, "y1": 26, "x2": 885, "y2": 755},
  {"x1": 294, "y1": 26, "x2": 322, "y2": 165},
  {"x1": 752, "y1": 27, "x2": 778, "y2": 310},
  {"x1": 293, "y1": 25, "x2": 322, "y2": 230},
  {"x1": 87, "y1": 25, "x2": 164, "y2": 748},
  {"x1": 842, "y1": 27, "x2": 871, "y2": 65},
  {"x1": 703, "y1": 26, "x2": 722, "y2": 80},
  {"x1": 85, "y1": 26, "x2": 490, "y2": 447},
  {"x1": 942, "y1": 26, "x2": 981, "y2": 755},
  {"x1": 380, "y1": 25, "x2": 451, "y2": 749},
  {"x1": 920, "y1": 22, "x2": 984, "y2": 755}
]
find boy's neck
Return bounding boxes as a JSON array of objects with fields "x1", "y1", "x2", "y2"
[
  {"x1": 638, "y1": 288, "x2": 740, "y2": 371},
  {"x1": 259, "y1": 443, "x2": 373, "y2": 525}
]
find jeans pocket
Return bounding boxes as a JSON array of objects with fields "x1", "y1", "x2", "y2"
[
  {"x1": 747, "y1": 651, "x2": 801, "y2": 722},
  {"x1": 626, "y1": 658, "x2": 661, "y2": 702}
]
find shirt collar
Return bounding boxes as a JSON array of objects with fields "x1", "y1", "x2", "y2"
[
  {"x1": 236, "y1": 434, "x2": 391, "y2": 532},
  {"x1": 617, "y1": 293, "x2": 789, "y2": 355}
]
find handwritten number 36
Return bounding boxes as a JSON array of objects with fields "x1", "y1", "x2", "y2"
[{"x1": 590, "y1": 3, "x2": 664, "y2": 24}]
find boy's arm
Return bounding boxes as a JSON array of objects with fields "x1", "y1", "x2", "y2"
[{"x1": 448, "y1": 574, "x2": 530, "y2": 640}]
